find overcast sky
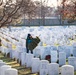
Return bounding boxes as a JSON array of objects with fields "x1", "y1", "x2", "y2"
[
  {"x1": 3, "y1": 0, "x2": 61, "y2": 7},
  {"x1": 33, "y1": 0, "x2": 61, "y2": 7}
]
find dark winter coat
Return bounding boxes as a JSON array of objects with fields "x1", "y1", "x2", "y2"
[
  {"x1": 26, "y1": 37, "x2": 33, "y2": 50},
  {"x1": 28, "y1": 37, "x2": 40, "y2": 50}
]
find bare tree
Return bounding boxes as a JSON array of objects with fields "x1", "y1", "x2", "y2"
[
  {"x1": 67, "y1": 0, "x2": 76, "y2": 23},
  {"x1": 0, "y1": 0, "x2": 37, "y2": 28},
  {"x1": 0, "y1": 0, "x2": 22, "y2": 28},
  {"x1": 57, "y1": 0, "x2": 66, "y2": 25},
  {"x1": 40, "y1": 0, "x2": 49, "y2": 26},
  {"x1": 57, "y1": 0, "x2": 76, "y2": 23}
]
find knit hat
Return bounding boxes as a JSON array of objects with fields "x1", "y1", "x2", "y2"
[{"x1": 28, "y1": 34, "x2": 31, "y2": 37}]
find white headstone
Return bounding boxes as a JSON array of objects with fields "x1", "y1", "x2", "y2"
[
  {"x1": 61, "y1": 65, "x2": 74, "y2": 75},
  {"x1": 33, "y1": 47, "x2": 40, "y2": 58},
  {"x1": 40, "y1": 60, "x2": 49, "y2": 75},
  {"x1": 50, "y1": 46, "x2": 57, "y2": 50},
  {"x1": 64, "y1": 46, "x2": 71, "y2": 58},
  {"x1": 0, "y1": 62, "x2": 6, "y2": 75},
  {"x1": 5, "y1": 68, "x2": 18, "y2": 75},
  {"x1": 0, "y1": 62, "x2": 6, "y2": 67},
  {"x1": 41, "y1": 46, "x2": 50, "y2": 59},
  {"x1": 51, "y1": 51, "x2": 57, "y2": 63},
  {"x1": 40, "y1": 48, "x2": 45, "y2": 60},
  {"x1": 0, "y1": 60, "x2": 3, "y2": 62},
  {"x1": 59, "y1": 52, "x2": 66, "y2": 66},
  {"x1": 58, "y1": 46, "x2": 65, "y2": 52},
  {"x1": 26, "y1": 53, "x2": 34, "y2": 67},
  {"x1": 73, "y1": 46, "x2": 76, "y2": 57},
  {"x1": 5, "y1": 48, "x2": 10, "y2": 56},
  {"x1": 32, "y1": 58, "x2": 40, "y2": 73},
  {"x1": 14, "y1": 50, "x2": 19, "y2": 60},
  {"x1": 11, "y1": 50, "x2": 16, "y2": 59},
  {"x1": 0, "y1": 65, "x2": 11, "y2": 75},
  {"x1": 69, "y1": 46, "x2": 73, "y2": 55},
  {"x1": 2, "y1": 47, "x2": 6, "y2": 54},
  {"x1": 7, "y1": 43, "x2": 12, "y2": 49},
  {"x1": 48, "y1": 63, "x2": 59, "y2": 75},
  {"x1": 68, "y1": 57, "x2": 76, "y2": 70},
  {"x1": 21, "y1": 52, "x2": 26, "y2": 66}
]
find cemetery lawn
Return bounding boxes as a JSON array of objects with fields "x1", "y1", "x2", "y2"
[{"x1": 0, "y1": 52, "x2": 38, "y2": 75}]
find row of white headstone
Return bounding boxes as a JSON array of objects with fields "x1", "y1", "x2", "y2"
[
  {"x1": 0, "y1": 52, "x2": 75, "y2": 75},
  {"x1": 0, "y1": 60, "x2": 18, "y2": 75},
  {"x1": 0, "y1": 37, "x2": 76, "y2": 70},
  {"x1": 0, "y1": 29, "x2": 76, "y2": 75},
  {"x1": 0, "y1": 31, "x2": 26, "y2": 47},
  {"x1": 1, "y1": 34, "x2": 76, "y2": 59},
  {"x1": 22, "y1": 53, "x2": 75, "y2": 75},
  {"x1": 0, "y1": 31, "x2": 76, "y2": 59},
  {"x1": 14, "y1": 53, "x2": 75, "y2": 75},
  {"x1": 1, "y1": 26, "x2": 76, "y2": 46}
]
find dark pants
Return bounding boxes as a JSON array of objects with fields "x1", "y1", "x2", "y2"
[
  {"x1": 30, "y1": 50, "x2": 33, "y2": 54},
  {"x1": 27, "y1": 48, "x2": 33, "y2": 54},
  {"x1": 27, "y1": 48, "x2": 29, "y2": 53}
]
